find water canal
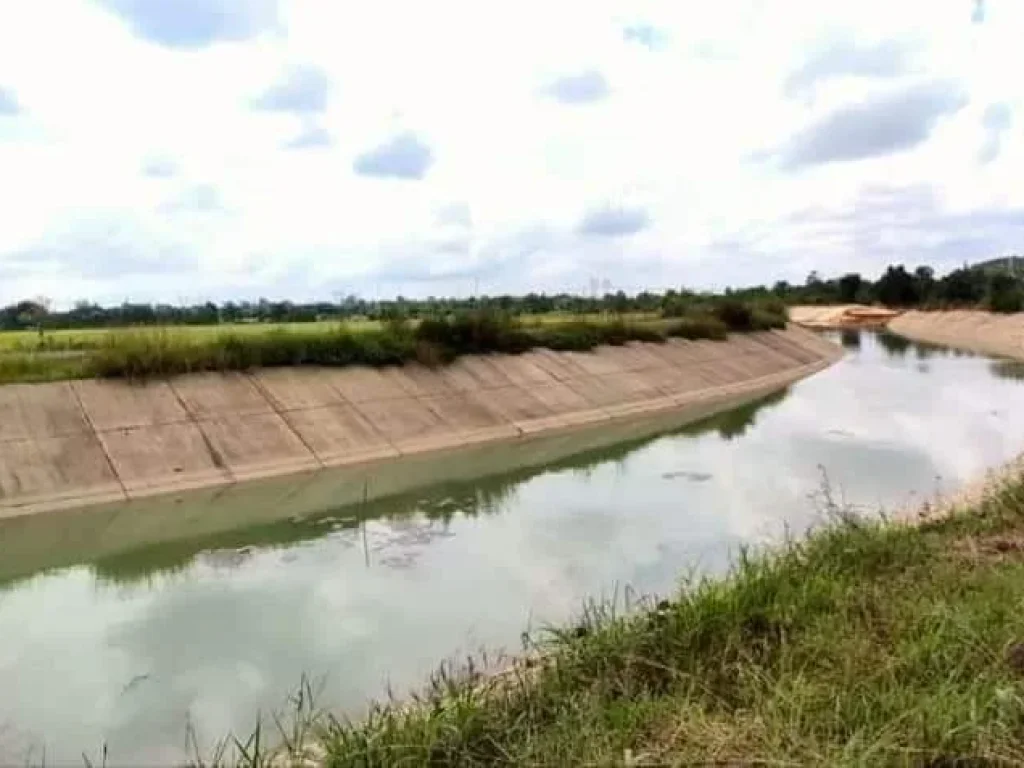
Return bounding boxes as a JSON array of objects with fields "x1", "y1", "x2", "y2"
[{"x1": 3, "y1": 330, "x2": 1024, "y2": 765}]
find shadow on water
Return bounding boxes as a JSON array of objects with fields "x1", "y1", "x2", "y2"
[
  {"x1": 0, "y1": 387, "x2": 792, "y2": 590},
  {"x1": 872, "y1": 330, "x2": 980, "y2": 361},
  {"x1": 991, "y1": 360, "x2": 1024, "y2": 381},
  {"x1": 839, "y1": 329, "x2": 862, "y2": 350}
]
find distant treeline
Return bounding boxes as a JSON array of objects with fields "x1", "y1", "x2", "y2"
[
  {"x1": 767, "y1": 257, "x2": 1023, "y2": 313},
  {"x1": 1, "y1": 257, "x2": 1020, "y2": 331},
  {"x1": 0, "y1": 290, "x2": 774, "y2": 331}
]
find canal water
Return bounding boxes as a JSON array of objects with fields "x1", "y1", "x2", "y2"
[{"x1": 2, "y1": 330, "x2": 1024, "y2": 765}]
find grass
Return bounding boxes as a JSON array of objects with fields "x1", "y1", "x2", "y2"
[
  {"x1": 185, "y1": 470, "x2": 1024, "y2": 767},
  {"x1": 0, "y1": 314, "x2": 660, "y2": 353},
  {"x1": 0, "y1": 304, "x2": 785, "y2": 384}
]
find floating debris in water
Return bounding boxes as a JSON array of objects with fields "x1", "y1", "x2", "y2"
[
  {"x1": 662, "y1": 470, "x2": 712, "y2": 482},
  {"x1": 198, "y1": 546, "x2": 253, "y2": 568},
  {"x1": 827, "y1": 429, "x2": 855, "y2": 438},
  {"x1": 121, "y1": 673, "x2": 151, "y2": 695}
]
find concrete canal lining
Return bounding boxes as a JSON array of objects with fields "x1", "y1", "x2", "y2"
[{"x1": 0, "y1": 327, "x2": 841, "y2": 519}]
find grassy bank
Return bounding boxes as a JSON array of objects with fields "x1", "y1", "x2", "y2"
[
  {"x1": 0, "y1": 302, "x2": 785, "y2": 383},
  {"x1": 198, "y1": 471, "x2": 1024, "y2": 767}
]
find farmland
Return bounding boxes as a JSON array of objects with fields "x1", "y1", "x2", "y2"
[{"x1": 0, "y1": 308, "x2": 755, "y2": 384}]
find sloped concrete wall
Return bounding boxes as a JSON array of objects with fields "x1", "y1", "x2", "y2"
[
  {"x1": 0, "y1": 327, "x2": 841, "y2": 519},
  {"x1": 888, "y1": 310, "x2": 1024, "y2": 361}
]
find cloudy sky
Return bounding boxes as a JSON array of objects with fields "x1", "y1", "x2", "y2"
[{"x1": 0, "y1": 0, "x2": 1021, "y2": 307}]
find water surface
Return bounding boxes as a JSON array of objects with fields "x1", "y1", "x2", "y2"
[{"x1": 2, "y1": 331, "x2": 1023, "y2": 765}]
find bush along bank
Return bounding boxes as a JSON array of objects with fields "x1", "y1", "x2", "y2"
[
  {"x1": 82, "y1": 301, "x2": 786, "y2": 381},
  {"x1": 187, "y1": 470, "x2": 1024, "y2": 767}
]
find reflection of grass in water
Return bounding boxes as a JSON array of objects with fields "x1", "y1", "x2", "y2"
[
  {"x1": 89, "y1": 389, "x2": 792, "y2": 586},
  {"x1": 991, "y1": 360, "x2": 1024, "y2": 381}
]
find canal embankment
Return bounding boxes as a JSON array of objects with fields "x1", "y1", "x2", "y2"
[
  {"x1": 0, "y1": 327, "x2": 840, "y2": 519},
  {"x1": 788, "y1": 304, "x2": 901, "y2": 329},
  {"x1": 789, "y1": 305, "x2": 1024, "y2": 363},
  {"x1": 888, "y1": 310, "x2": 1024, "y2": 362}
]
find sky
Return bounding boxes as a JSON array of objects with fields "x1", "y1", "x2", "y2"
[{"x1": 0, "y1": 0, "x2": 1021, "y2": 307}]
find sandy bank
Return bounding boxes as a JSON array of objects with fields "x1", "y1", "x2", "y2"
[
  {"x1": 888, "y1": 310, "x2": 1024, "y2": 362},
  {"x1": 0, "y1": 328, "x2": 840, "y2": 520},
  {"x1": 789, "y1": 304, "x2": 901, "y2": 329}
]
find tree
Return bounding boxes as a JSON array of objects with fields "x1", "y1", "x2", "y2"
[
  {"x1": 988, "y1": 272, "x2": 1024, "y2": 313},
  {"x1": 914, "y1": 266, "x2": 935, "y2": 303},
  {"x1": 937, "y1": 268, "x2": 986, "y2": 305},
  {"x1": 874, "y1": 265, "x2": 920, "y2": 306},
  {"x1": 837, "y1": 273, "x2": 862, "y2": 303}
]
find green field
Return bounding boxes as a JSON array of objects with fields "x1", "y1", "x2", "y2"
[
  {"x1": 0, "y1": 310, "x2": 728, "y2": 385},
  {"x1": 0, "y1": 313, "x2": 660, "y2": 353},
  {"x1": 0, "y1": 320, "x2": 380, "y2": 352}
]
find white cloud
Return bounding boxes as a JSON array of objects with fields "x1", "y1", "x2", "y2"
[{"x1": 0, "y1": 0, "x2": 1022, "y2": 306}]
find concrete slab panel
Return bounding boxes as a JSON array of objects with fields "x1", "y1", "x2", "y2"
[
  {"x1": 564, "y1": 372, "x2": 667, "y2": 418},
  {"x1": 604, "y1": 393, "x2": 680, "y2": 420},
  {"x1": 282, "y1": 404, "x2": 398, "y2": 466},
  {"x1": 350, "y1": 396, "x2": 451, "y2": 447},
  {"x1": 564, "y1": 348, "x2": 628, "y2": 376},
  {"x1": 0, "y1": 383, "x2": 90, "y2": 442},
  {"x1": 380, "y1": 364, "x2": 454, "y2": 397},
  {"x1": 711, "y1": 358, "x2": 754, "y2": 384},
  {"x1": 605, "y1": 371, "x2": 665, "y2": 400},
  {"x1": 563, "y1": 375, "x2": 635, "y2": 408},
  {"x1": 689, "y1": 362, "x2": 736, "y2": 387},
  {"x1": 487, "y1": 355, "x2": 558, "y2": 386},
  {"x1": 741, "y1": 336, "x2": 801, "y2": 371},
  {"x1": 515, "y1": 408, "x2": 608, "y2": 434},
  {"x1": 170, "y1": 373, "x2": 273, "y2": 418},
  {"x1": 623, "y1": 342, "x2": 672, "y2": 369},
  {"x1": 439, "y1": 356, "x2": 514, "y2": 391},
  {"x1": 528, "y1": 380, "x2": 598, "y2": 414},
  {"x1": 764, "y1": 331, "x2": 818, "y2": 364},
  {"x1": 0, "y1": 434, "x2": 124, "y2": 514},
  {"x1": 524, "y1": 350, "x2": 590, "y2": 381},
  {"x1": 252, "y1": 367, "x2": 349, "y2": 411},
  {"x1": 420, "y1": 392, "x2": 519, "y2": 442},
  {"x1": 98, "y1": 422, "x2": 231, "y2": 496},
  {"x1": 691, "y1": 340, "x2": 734, "y2": 361},
  {"x1": 737, "y1": 353, "x2": 784, "y2": 378},
  {"x1": 776, "y1": 329, "x2": 825, "y2": 359},
  {"x1": 653, "y1": 340, "x2": 704, "y2": 366},
  {"x1": 629, "y1": 366, "x2": 699, "y2": 396},
  {"x1": 477, "y1": 385, "x2": 556, "y2": 424},
  {"x1": 72, "y1": 379, "x2": 189, "y2": 430},
  {"x1": 327, "y1": 366, "x2": 408, "y2": 403},
  {"x1": 197, "y1": 412, "x2": 319, "y2": 481},
  {"x1": 747, "y1": 332, "x2": 809, "y2": 365}
]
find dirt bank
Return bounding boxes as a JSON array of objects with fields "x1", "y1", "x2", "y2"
[
  {"x1": 0, "y1": 328, "x2": 840, "y2": 519},
  {"x1": 888, "y1": 310, "x2": 1024, "y2": 362},
  {"x1": 789, "y1": 304, "x2": 901, "y2": 329}
]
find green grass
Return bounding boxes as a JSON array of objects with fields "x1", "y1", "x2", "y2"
[
  {"x1": 0, "y1": 314, "x2": 659, "y2": 353},
  {"x1": 188, "y1": 471, "x2": 1024, "y2": 767},
  {"x1": 0, "y1": 304, "x2": 786, "y2": 384}
]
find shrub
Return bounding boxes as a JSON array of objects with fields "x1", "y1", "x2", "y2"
[
  {"x1": 665, "y1": 317, "x2": 728, "y2": 340},
  {"x1": 713, "y1": 300, "x2": 755, "y2": 331}
]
